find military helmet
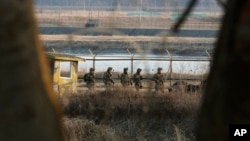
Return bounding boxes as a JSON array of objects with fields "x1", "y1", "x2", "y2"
[
  {"x1": 124, "y1": 67, "x2": 128, "y2": 71},
  {"x1": 137, "y1": 68, "x2": 142, "y2": 72},
  {"x1": 90, "y1": 68, "x2": 95, "y2": 71},
  {"x1": 157, "y1": 67, "x2": 162, "y2": 71},
  {"x1": 107, "y1": 67, "x2": 112, "y2": 71}
]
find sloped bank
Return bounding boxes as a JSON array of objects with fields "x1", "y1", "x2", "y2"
[{"x1": 39, "y1": 27, "x2": 218, "y2": 37}]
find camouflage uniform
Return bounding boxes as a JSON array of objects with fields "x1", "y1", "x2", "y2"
[
  {"x1": 120, "y1": 68, "x2": 132, "y2": 87},
  {"x1": 153, "y1": 67, "x2": 164, "y2": 93},
  {"x1": 84, "y1": 68, "x2": 95, "y2": 90},
  {"x1": 103, "y1": 67, "x2": 114, "y2": 89},
  {"x1": 132, "y1": 68, "x2": 143, "y2": 90}
]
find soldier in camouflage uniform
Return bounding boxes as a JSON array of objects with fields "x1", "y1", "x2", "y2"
[
  {"x1": 103, "y1": 67, "x2": 115, "y2": 90},
  {"x1": 153, "y1": 67, "x2": 164, "y2": 93},
  {"x1": 132, "y1": 68, "x2": 143, "y2": 91},
  {"x1": 120, "y1": 68, "x2": 132, "y2": 87},
  {"x1": 83, "y1": 68, "x2": 95, "y2": 90}
]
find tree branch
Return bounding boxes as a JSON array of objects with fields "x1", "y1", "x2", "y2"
[{"x1": 172, "y1": 0, "x2": 198, "y2": 33}]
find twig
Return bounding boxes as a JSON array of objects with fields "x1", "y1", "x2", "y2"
[
  {"x1": 216, "y1": 0, "x2": 226, "y2": 8},
  {"x1": 172, "y1": 0, "x2": 198, "y2": 33}
]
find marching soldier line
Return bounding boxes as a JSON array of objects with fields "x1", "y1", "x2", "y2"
[{"x1": 83, "y1": 67, "x2": 166, "y2": 93}]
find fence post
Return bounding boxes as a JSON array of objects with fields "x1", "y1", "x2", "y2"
[
  {"x1": 89, "y1": 49, "x2": 96, "y2": 69},
  {"x1": 166, "y1": 49, "x2": 172, "y2": 86},
  {"x1": 131, "y1": 55, "x2": 134, "y2": 76},
  {"x1": 205, "y1": 49, "x2": 211, "y2": 59},
  {"x1": 127, "y1": 48, "x2": 134, "y2": 76},
  {"x1": 93, "y1": 55, "x2": 96, "y2": 69}
]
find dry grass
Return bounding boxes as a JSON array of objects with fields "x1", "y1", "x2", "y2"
[
  {"x1": 62, "y1": 117, "x2": 124, "y2": 141},
  {"x1": 60, "y1": 88, "x2": 202, "y2": 141}
]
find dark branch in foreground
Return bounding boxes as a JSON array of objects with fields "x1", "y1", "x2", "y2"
[
  {"x1": 172, "y1": 0, "x2": 198, "y2": 33},
  {"x1": 216, "y1": 0, "x2": 227, "y2": 9}
]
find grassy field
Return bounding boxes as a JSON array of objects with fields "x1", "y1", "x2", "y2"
[{"x1": 60, "y1": 88, "x2": 202, "y2": 141}]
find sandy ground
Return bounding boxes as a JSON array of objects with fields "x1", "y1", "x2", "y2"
[
  {"x1": 40, "y1": 34, "x2": 216, "y2": 43},
  {"x1": 36, "y1": 10, "x2": 221, "y2": 20}
]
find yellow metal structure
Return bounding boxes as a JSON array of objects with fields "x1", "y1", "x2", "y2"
[{"x1": 46, "y1": 52, "x2": 85, "y2": 94}]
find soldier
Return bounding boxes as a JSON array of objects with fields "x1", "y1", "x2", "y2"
[
  {"x1": 153, "y1": 67, "x2": 164, "y2": 93},
  {"x1": 120, "y1": 67, "x2": 132, "y2": 87},
  {"x1": 103, "y1": 67, "x2": 115, "y2": 90},
  {"x1": 132, "y1": 68, "x2": 143, "y2": 91},
  {"x1": 83, "y1": 68, "x2": 95, "y2": 90}
]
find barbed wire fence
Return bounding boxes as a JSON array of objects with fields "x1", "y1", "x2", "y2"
[
  {"x1": 67, "y1": 49, "x2": 212, "y2": 92},
  {"x1": 38, "y1": 2, "x2": 222, "y2": 93}
]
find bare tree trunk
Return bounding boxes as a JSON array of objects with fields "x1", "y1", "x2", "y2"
[
  {"x1": 0, "y1": 0, "x2": 63, "y2": 140},
  {"x1": 197, "y1": 0, "x2": 250, "y2": 141}
]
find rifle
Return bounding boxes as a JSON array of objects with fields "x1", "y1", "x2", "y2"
[
  {"x1": 160, "y1": 80, "x2": 164, "y2": 85},
  {"x1": 111, "y1": 79, "x2": 115, "y2": 85}
]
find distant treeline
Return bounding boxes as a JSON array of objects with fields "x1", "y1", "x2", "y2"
[{"x1": 34, "y1": 0, "x2": 220, "y2": 9}]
